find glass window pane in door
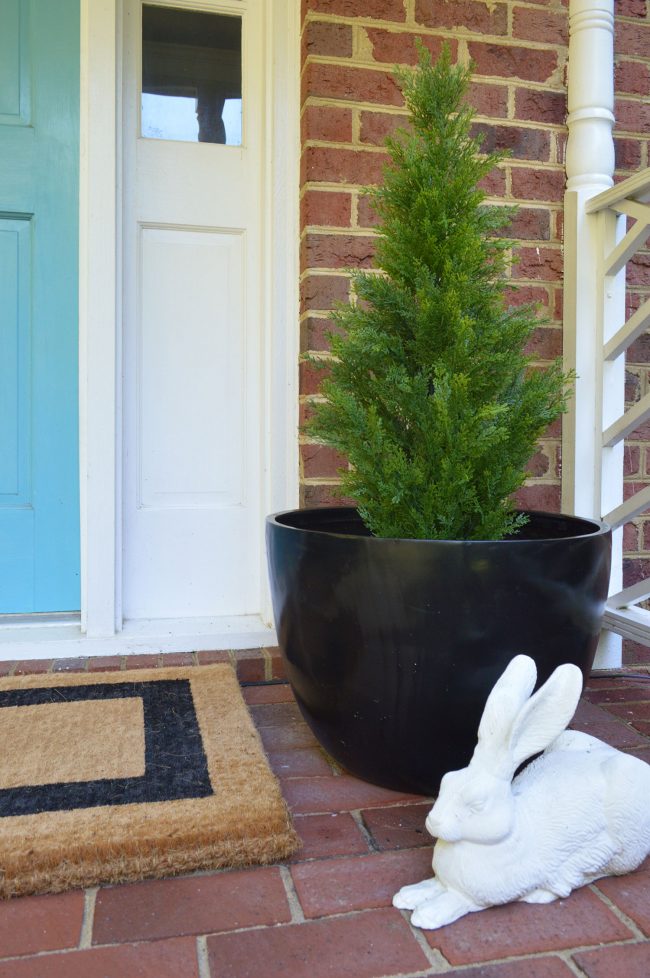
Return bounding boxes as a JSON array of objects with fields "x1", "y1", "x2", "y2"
[{"x1": 141, "y1": 5, "x2": 242, "y2": 145}]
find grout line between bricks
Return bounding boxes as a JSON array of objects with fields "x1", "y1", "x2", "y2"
[
  {"x1": 558, "y1": 950, "x2": 591, "y2": 978},
  {"x1": 196, "y1": 935, "x2": 212, "y2": 978},
  {"x1": 261, "y1": 646, "x2": 273, "y2": 681},
  {"x1": 350, "y1": 809, "x2": 380, "y2": 852},
  {"x1": 78, "y1": 887, "x2": 98, "y2": 949},
  {"x1": 401, "y1": 909, "x2": 452, "y2": 974},
  {"x1": 279, "y1": 864, "x2": 307, "y2": 923},
  {"x1": 588, "y1": 882, "x2": 647, "y2": 940}
]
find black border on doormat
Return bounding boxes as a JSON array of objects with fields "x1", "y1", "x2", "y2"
[{"x1": 0, "y1": 680, "x2": 213, "y2": 817}]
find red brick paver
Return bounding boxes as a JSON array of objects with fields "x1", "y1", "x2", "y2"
[
  {"x1": 574, "y1": 943, "x2": 650, "y2": 978},
  {"x1": 594, "y1": 858, "x2": 650, "y2": 936},
  {"x1": 92, "y1": 867, "x2": 291, "y2": 944},
  {"x1": 292, "y1": 812, "x2": 370, "y2": 860},
  {"x1": 362, "y1": 802, "x2": 433, "y2": 850},
  {"x1": 0, "y1": 937, "x2": 199, "y2": 978},
  {"x1": 268, "y1": 747, "x2": 334, "y2": 778},
  {"x1": 291, "y1": 848, "x2": 434, "y2": 917},
  {"x1": 0, "y1": 654, "x2": 649, "y2": 978},
  {"x1": 0, "y1": 891, "x2": 84, "y2": 958},
  {"x1": 426, "y1": 886, "x2": 633, "y2": 964},
  {"x1": 282, "y1": 774, "x2": 426, "y2": 814},
  {"x1": 206, "y1": 909, "x2": 429, "y2": 978},
  {"x1": 442, "y1": 959, "x2": 577, "y2": 978}
]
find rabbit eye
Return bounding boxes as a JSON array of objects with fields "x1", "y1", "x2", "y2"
[{"x1": 467, "y1": 797, "x2": 487, "y2": 813}]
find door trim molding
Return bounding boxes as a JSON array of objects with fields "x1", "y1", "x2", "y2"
[
  {"x1": 79, "y1": 0, "x2": 120, "y2": 637},
  {"x1": 74, "y1": 0, "x2": 299, "y2": 643}
]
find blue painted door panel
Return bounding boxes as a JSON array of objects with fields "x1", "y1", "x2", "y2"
[{"x1": 0, "y1": 0, "x2": 80, "y2": 612}]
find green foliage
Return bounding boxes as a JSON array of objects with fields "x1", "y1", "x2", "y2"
[{"x1": 304, "y1": 43, "x2": 571, "y2": 541}]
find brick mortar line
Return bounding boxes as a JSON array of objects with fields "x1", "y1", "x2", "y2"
[
  {"x1": 349, "y1": 808, "x2": 381, "y2": 852},
  {"x1": 302, "y1": 227, "x2": 565, "y2": 244},
  {"x1": 400, "y1": 908, "x2": 453, "y2": 974},
  {"x1": 303, "y1": 12, "x2": 416, "y2": 29},
  {"x1": 302, "y1": 105, "x2": 569, "y2": 130},
  {"x1": 558, "y1": 949, "x2": 591, "y2": 978},
  {"x1": 507, "y1": 161, "x2": 566, "y2": 172},
  {"x1": 261, "y1": 646, "x2": 274, "y2": 682},
  {"x1": 304, "y1": 31, "x2": 570, "y2": 57},
  {"x1": 299, "y1": 264, "x2": 354, "y2": 275},
  {"x1": 302, "y1": 139, "x2": 569, "y2": 158},
  {"x1": 301, "y1": 22, "x2": 568, "y2": 56},
  {"x1": 614, "y1": 14, "x2": 650, "y2": 24},
  {"x1": 301, "y1": 225, "x2": 378, "y2": 236},
  {"x1": 592, "y1": 692, "x2": 650, "y2": 700},
  {"x1": 299, "y1": 193, "x2": 564, "y2": 212},
  {"x1": 303, "y1": 139, "x2": 389, "y2": 153},
  {"x1": 303, "y1": 10, "x2": 514, "y2": 28},
  {"x1": 303, "y1": 56, "x2": 571, "y2": 93},
  {"x1": 79, "y1": 887, "x2": 98, "y2": 949},
  {"x1": 279, "y1": 864, "x2": 307, "y2": 923},
  {"x1": 196, "y1": 934, "x2": 212, "y2": 978},
  {"x1": 303, "y1": 100, "x2": 573, "y2": 135},
  {"x1": 588, "y1": 880, "x2": 649, "y2": 939},
  {"x1": 420, "y1": 939, "x2": 650, "y2": 972}
]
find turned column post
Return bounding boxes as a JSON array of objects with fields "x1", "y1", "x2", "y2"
[{"x1": 562, "y1": 0, "x2": 624, "y2": 666}]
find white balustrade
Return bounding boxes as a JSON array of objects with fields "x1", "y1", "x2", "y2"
[{"x1": 563, "y1": 0, "x2": 650, "y2": 661}]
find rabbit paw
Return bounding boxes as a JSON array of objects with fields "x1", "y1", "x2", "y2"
[
  {"x1": 520, "y1": 888, "x2": 560, "y2": 904},
  {"x1": 410, "y1": 890, "x2": 478, "y2": 930},
  {"x1": 393, "y1": 878, "x2": 443, "y2": 911}
]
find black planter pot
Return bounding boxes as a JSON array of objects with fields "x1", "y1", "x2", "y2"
[{"x1": 266, "y1": 507, "x2": 612, "y2": 796}]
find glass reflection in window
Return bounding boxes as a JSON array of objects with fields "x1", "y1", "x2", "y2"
[{"x1": 141, "y1": 5, "x2": 242, "y2": 145}]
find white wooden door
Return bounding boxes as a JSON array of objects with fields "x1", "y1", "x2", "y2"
[{"x1": 122, "y1": 0, "x2": 264, "y2": 620}]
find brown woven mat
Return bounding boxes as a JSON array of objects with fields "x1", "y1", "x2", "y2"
[{"x1": 0, "y1": 664, "x2": 298, "y2": 898}]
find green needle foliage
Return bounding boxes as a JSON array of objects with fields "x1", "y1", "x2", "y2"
[{"x1": 305, "y1": 42, "x2": 572, "y2": 541}]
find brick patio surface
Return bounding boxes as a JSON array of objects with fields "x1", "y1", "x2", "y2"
[{"x1": 1, "y1": 650, "x2": 650, "y2": 976}]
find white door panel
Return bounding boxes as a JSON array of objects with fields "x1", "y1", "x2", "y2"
[
  {"x1": 123, "y1": 0, "x2": 263, "y2": 620},
  {"x1": 137, "y1": 225, "x2": 246, "y2": 510}
]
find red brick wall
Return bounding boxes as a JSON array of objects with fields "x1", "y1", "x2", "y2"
[{"x1": 299, "y1": 0, "x2": 650, "y2": 536}]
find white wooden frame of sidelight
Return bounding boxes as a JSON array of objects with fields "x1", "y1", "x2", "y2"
[
  {"x1": 562, "y1": 0, "x2": 650, "y2": 665},
  {"x1": 0, "y1": 0, "x2": 300, "y2": 660}
]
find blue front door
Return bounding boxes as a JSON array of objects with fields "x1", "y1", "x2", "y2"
[{"x1": 0, "y1": 0, "x2": 80, "y2": 612}]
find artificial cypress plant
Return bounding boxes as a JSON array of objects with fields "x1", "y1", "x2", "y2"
[{"x1": 305, "y1": 43, "x2": 571, "y2": 541}]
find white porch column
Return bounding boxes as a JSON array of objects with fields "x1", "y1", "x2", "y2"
[{"x1": 562, "y1": 0, "x2": 624, "y2": 666}]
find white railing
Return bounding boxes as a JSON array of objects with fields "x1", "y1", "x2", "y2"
[
  {"x1": 591, "y1": 174, "x2": 650, "y2": 647},
  {"x1": 563, "y1": 0, "x2": 650, "y2": 665}
]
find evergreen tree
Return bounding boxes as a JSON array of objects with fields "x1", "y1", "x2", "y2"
[{"x1": 305, "y1": 43, "x2": 571, "y2": 541}]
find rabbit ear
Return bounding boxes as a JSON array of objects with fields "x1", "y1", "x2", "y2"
[
  {"x1": 507, "y1": 662, "x2": 584, "y2": 773},
  {"x1": 474, "y1": 656, "x2": 538, "y2": 770}
]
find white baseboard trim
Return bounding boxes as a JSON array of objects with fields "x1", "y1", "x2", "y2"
[{"x1": 0, "y1": 615, "x2": 276, "y2": 661}]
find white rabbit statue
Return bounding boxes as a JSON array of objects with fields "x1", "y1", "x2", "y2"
[{"x1": 393, "y1": 654, "x2": 650, "y2": 930}]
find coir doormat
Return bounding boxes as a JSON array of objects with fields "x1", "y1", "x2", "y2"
[{"x1": 0, "y1": 664, "x2": 299, "y2": 898}]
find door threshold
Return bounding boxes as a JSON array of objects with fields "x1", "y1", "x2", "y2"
[
  {"x1": 0, "y1": 614, "x2": 276, "y2": 661},
  {"x1": 0, "y1": 612, "x2": 81, "y2": 628}
]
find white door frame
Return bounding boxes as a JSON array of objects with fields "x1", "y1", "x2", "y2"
[{"x1": 0, "y1": 0, "x2": 299, "y2": 659}]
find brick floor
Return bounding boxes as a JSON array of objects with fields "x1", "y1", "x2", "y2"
[{"x1": 0, "y1": 651, "x2": 649, "y2": 977}]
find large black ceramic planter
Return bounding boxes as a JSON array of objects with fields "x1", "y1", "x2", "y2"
[{"x1": 266, "y1": 507, "x2": 612, "y2": 796}]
